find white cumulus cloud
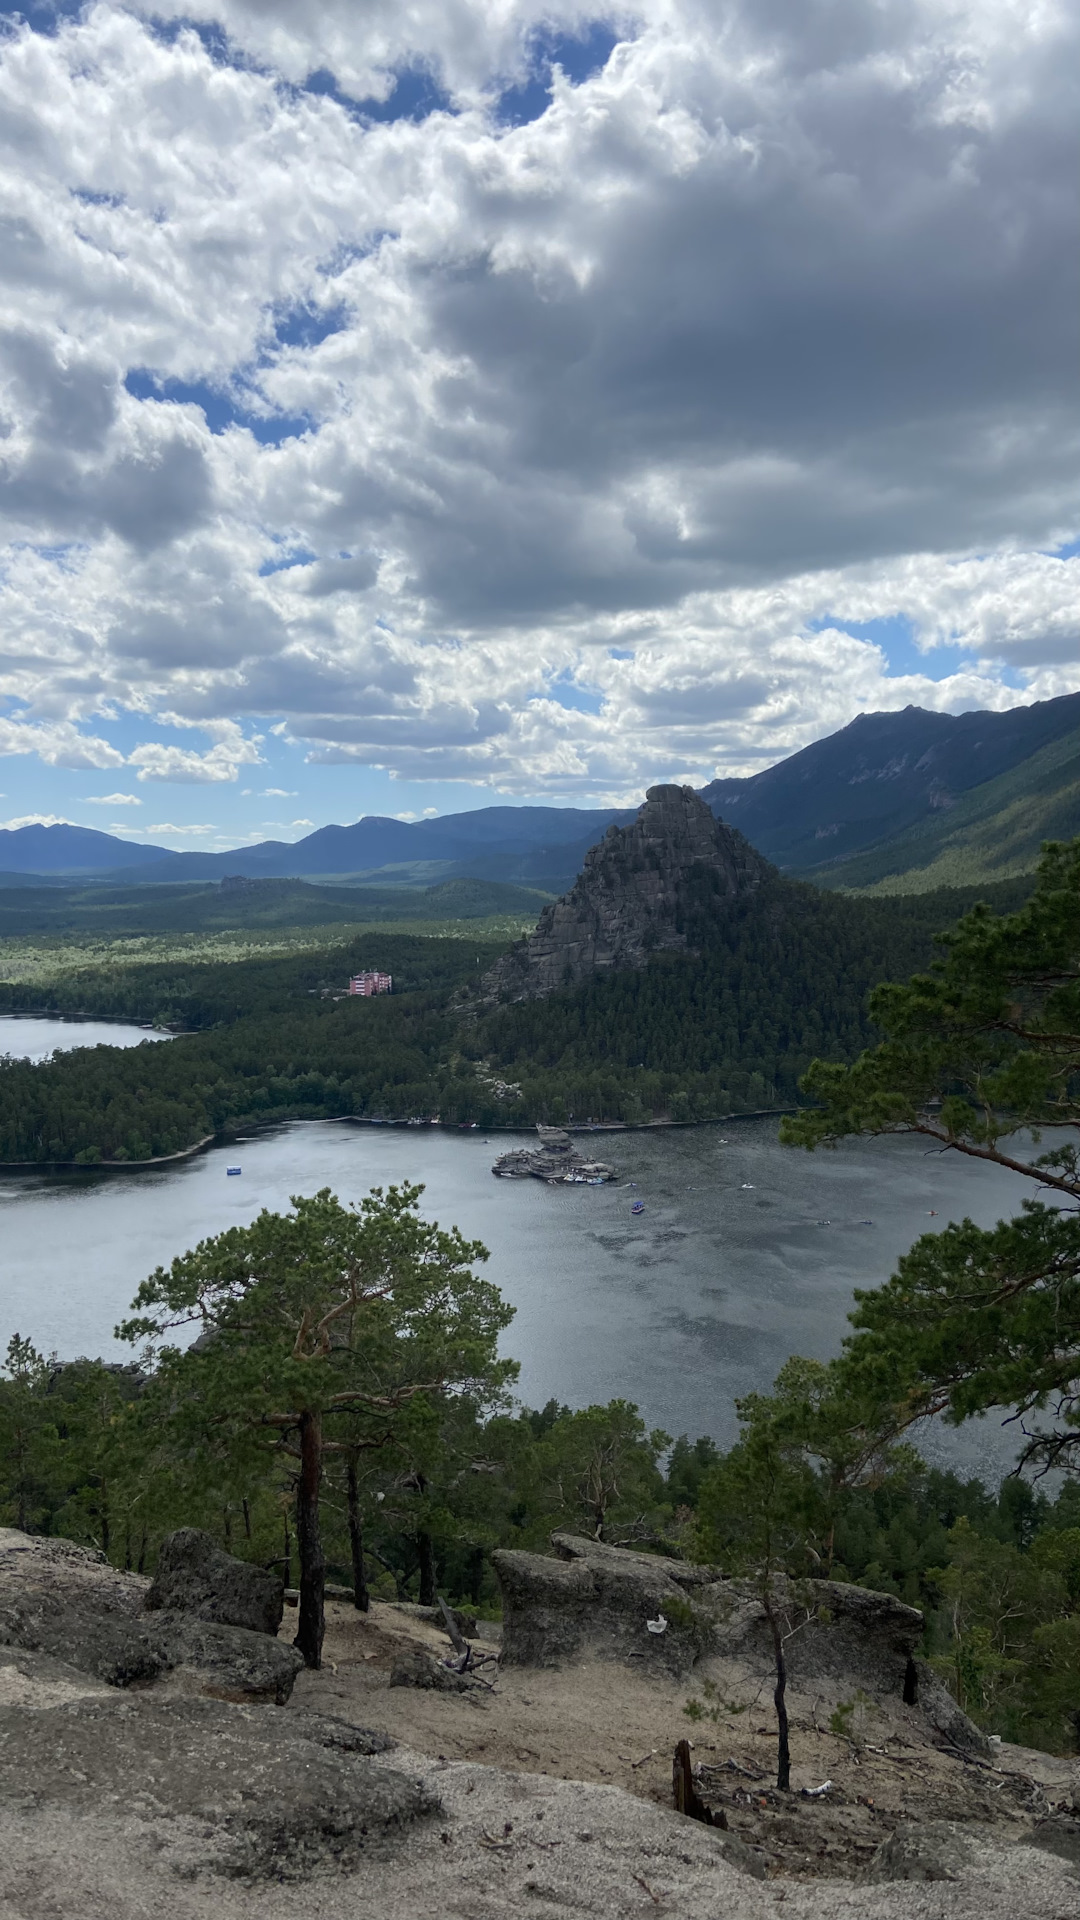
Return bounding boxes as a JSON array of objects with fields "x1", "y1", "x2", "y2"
[
  {"x1": 0, "y1": 0, "x2": 1071, "y2": 808},
  {"x1": 128, "y1": 719, "x2": 265, "y2": 783}
]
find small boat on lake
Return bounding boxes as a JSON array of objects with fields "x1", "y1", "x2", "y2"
[
  {"x1": 631, "y1": 1199, "x2": 645, "y2": 1215},
  {"x1": 226, "y1": 1166, "x2": 242, "y2": 1177}
]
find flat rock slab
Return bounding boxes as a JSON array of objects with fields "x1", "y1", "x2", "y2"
[
  {"x1": 0, "y1": 1687, "x2": 436, "y2": 1880},
  {"x1": 0, "y1": 1733, "x2": 1077, "y2": 1920}
]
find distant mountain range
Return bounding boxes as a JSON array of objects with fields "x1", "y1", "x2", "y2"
[
  {"x1": 3, "y1": 689, "x2": 1078, "y2": 895},
  {"x1": 0, "y1": 805, "x2": 634, "y2": 892},
  {"x1": 699, "y1": 690, "x2": 1080, "y2": 883}
]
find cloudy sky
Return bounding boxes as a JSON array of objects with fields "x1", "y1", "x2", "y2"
[{"x1": 0, "y1": 0, "x2": 1076, "y2": 850}]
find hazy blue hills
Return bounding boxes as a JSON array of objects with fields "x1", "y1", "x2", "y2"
[
  {"x1": 699, "y1": 690, "x2": 1080, "y2": 875},
  {"x1": 0, "y1": 806, "x2": 631, "y2": 890},
  {"x1": 0, "y1": 822, "x2": 177, "y2": 873},
  {"x1": 5, "y1": 690, "x2": 1079, "y2": 896}
]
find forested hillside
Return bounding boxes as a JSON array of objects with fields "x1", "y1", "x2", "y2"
[
  {"x1": 4, "y1": 1335, "x2": 1079, "y2": 1750},
  {"x1": 812, "y1": 723, "x2": 1080, "y2": 893},
  {"x1": 702, "y1": 691, "x2": 1080, "y2": 876},
  {"x1": 0, "y1": 874, "x2": 547, "y2": 940},
  {"x1": 474, "y1": 876, "x2": 1034, "y2": 1120},
  {"x1": 0, "y1": 935, "x2": 503, "y2": 1163},
  {"x1": 0, "y1": 874, "x2": 1035, "y2": 1162}
]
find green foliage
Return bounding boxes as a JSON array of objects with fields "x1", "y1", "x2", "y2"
[
  {"x1": 0, "y1": 934, "x2": 508, "y2": 1162},
  {"x1": 828, "y1": 1691, "x2": 872, "y2": 1741},
  {"x1": 0, "y1": 862, "x2": 1031, "y2": 1161},
  {"x1": 695, "y1": 1396, "x2": 820, "y2": 1578},
  {"x1": 693, "y1": 1355, "x2": 1080, "y2": 1755},
  {"x1": 476, "y1": 878, "x2": 1012, "y2": 1123},
  {"x1": 926, "y1": 1516, "x2": 1079, "y2": 1748},
  {"x1": 6, "y1": 1289, "x2": 1080, "y2": 1748},
  {"x1": 0, "y1": 1336, "x2": 63, "y2": 1533},
  {"x1": 118, "y1": 1182, "x2": 515, "y2": 1462},
  {"x1": 116, "y1": 1182, "x2": 516, "y2": 1661},
  {"x1": 782, "y1": 836, "x2": 1080, "y2": 1474},
  {"x1": 811, "y1": 725, "x2": 1080, "y2": 894},
  {"x1": 511, "y1": 1401, "x2": 671, "y2": 1547},
  {"x1": 666, "y1": 1434, "x2": 721, "y2": 1512},
  {"x1": 0, "y1": 876, "x2": 547, "y2": 942}
]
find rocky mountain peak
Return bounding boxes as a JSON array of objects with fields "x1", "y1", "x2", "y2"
[{"x1": 478, "y1": 783, "x2": 770, "y2": 1003}]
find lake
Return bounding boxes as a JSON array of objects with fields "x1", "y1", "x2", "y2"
[
  {"x1": 0, "y1": 1014, "x2": 170, "y2": 1062},
  {"x1": 0, "y1": 1032, "x2": 1037, "y2": 1474}
]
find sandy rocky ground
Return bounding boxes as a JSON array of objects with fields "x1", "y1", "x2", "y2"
[{"x1": 0, "y1": 1530, "x2": 1077, "y2": 1920}]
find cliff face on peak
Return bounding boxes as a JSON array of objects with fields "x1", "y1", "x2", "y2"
[{"x1": 478, "y1": 784, "x2": 770, "y2": 1004}]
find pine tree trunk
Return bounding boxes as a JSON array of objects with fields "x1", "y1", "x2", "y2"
[
  {"x1": 346, "y1": 1456, "x2": 370, "y2": 1612},
  {"x1": 417, "y1": 1529, "x2": 437, "y2": 1607},
  {"x1": 766, "y1": 1596, "x2": 791, "y2": 1792},
  {"x1": 410, "y1": 1469, "x2": 437, "y2": 1606},
  {"x1": 293, "y1": 1409, "x2": 325, "y2": 1669}
]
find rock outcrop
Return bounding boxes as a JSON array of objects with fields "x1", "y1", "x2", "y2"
[
  {"x1": 0, "y1": 1527, "x2": 303, "y2": 1704},
  {"x1": 388, "y1": 1647, "x2": 480, "y2": 1693},
  {"x1": 2, "y1": 1526, "x2": 1079, "y2": 1916},
  {"x1": 146, "y1": 1526, "x2": 285, "y2": 1635},
  {"x1": 478, "y1": 785, "x2": 769, "y2": 1003},
  {"x1": 495, "y1": 1531, "x2": 721, "y2": 1677},
  {"x1": 495, "y1": 1533, "x2": 947, "y2": 1717}
]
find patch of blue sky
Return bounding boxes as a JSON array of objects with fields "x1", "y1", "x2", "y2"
[
  {"x1": 496, "y1": 20, "x2": 621, "y2": 127},
  {"x1": 70, "y1": 187, "x2": 126, "y2": 209},
  {"x1": 0, "y1": 701, "x2": 569, "y2": 840},
  {"x1": 0, "y1": 3, "x2": 83, "y2": 35},
  {"x1": 319, "y1": 233, "x2": 399, "y2": 279},
  {"x1": 258, "y1": 547, "x2": 317, "y2": 578},
  {"x1": 271, "y1": 300, "x2": 350, "y2": 352},
  {"x1": 547, "y1": 671, "x2": 605, "y2": 715},
  {"x1": 124, "y1": 370, "x2": 312, "y2": 446},
  {"x1": 301, "y1": 63, "x2": 452, "y2": 124},
  {"x1": 815, "y1": 613, "x2": 980, "y2": 683},
  {"x1": 10, "y1": 539, "x2": 84, "y2": 565},
  {"x1": 142, "y1": 14, "x2": 258, "y2": 72},
  {"x1": 1051, "y1": 535, "x2": 1080, "y2": 560},
  {"x1": 608, "y1": 647, "x2": 633, "y2": 661}
]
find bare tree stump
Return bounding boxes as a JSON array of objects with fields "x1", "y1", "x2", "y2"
[{"x1": 672, "y1": 1740, "x2": 725, "y2": 1826}]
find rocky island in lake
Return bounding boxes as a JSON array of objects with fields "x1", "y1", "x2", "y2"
[{"x1": 492, "y1": 1124, "x2": 616, "y2": 1184}]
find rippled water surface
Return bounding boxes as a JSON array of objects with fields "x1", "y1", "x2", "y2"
[{"x1": 0, "y1": 1049, "x2": 1034, "y2": 1470}]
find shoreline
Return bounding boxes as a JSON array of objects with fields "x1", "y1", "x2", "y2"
[
  {"x1": 0, "y1": 1108, "x2": 798, "y2": 1175},
  {"x1": 0, "y1": 1009, "x2": 180, "y2": 1033},
  {"x1": 0, "y1": 1012, "x2": 798, "y2": 1172},
  {"x1": 0, "y1": 1135, "x2": 217, "y2": 1174}
]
